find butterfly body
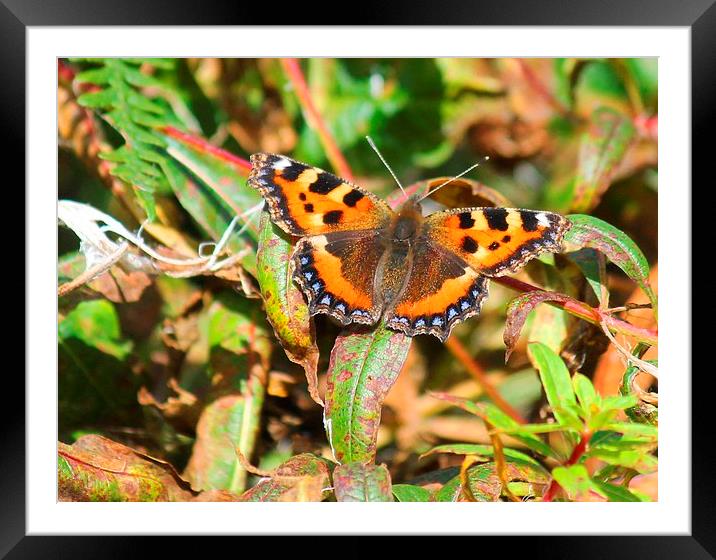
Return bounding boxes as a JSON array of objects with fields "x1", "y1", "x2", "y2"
[{"x1": 249, "y1": 153, "x2": 570, "y2": 342}]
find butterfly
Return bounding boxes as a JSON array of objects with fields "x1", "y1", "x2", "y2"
[{"x1": 248, "y1": 153, "x2": 571, "y2": 342}]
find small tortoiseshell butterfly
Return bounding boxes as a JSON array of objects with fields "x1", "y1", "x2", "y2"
[{"x1": 249, "y1": 153, "x2": 570, "y2": 342}]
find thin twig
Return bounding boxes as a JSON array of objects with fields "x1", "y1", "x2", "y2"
[
  {"x1": 58, "y1": 243, "x2": 129, "y2": 297},
  {"x1": 599, "y1": 321, "x2": 659, "y2": 379},
  {"x1": 445, "y1": 337, "x2": 527, "y2": 425}
]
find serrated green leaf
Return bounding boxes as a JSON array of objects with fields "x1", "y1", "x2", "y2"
[
  {"x1": 74, "y1": 66, "x2": 113, "y2": 85},
  {"x1": 77, "y1": 89, "x2": 118, "y2": 109}
]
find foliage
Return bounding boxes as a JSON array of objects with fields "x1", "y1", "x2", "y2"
[{"x1": 58, "y1": 57, "x2": 658, "y2": 502}]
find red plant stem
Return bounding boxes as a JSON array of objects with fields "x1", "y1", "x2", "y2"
[
  {"x1": 445, "y1": 337, "x2": 527, "y2": 425},
  {"x1": 494, "y1": 276, "x2": 658, "y2": 345},
  {"x1": 542, "y1": 430, "x2": 593, "y2": 502},
  {"x1": 280, "y1": 58, "x2": 355, "y2": 181}
]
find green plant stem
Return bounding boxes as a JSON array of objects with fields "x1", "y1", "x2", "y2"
[{"x1": 495, "y1": 276, "x2": 658, "y2": 345}]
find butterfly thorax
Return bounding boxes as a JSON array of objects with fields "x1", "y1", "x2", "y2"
[
  {"x1": 390, "y1": 198, "x2": 423, "y2": 243},
  {"x1": 376, "y1": 199, "x2": 425, "y2": 312}
]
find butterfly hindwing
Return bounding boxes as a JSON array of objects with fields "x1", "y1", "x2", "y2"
[
  {"x1": 424, "y1": 207, "x2": 570, "y2": 276},
  {"x1": 293, "y1": 231, "x2": 385, "y2": 326},
  {"x1": 249, "y1": 153, "x2": 392, "y2": 236},
  {"x1": 384, "y1": 241, "x2": 489, "y2": 342}
]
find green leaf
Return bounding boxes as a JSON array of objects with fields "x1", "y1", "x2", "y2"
[
  {"x1": 183, "y1": 394, "x2": 257, "y2": 494},
  {"x1": 77, "y1": 89, "x2": 118, "y2": 109},
  {"x1": 239, "y1": 454, "x2": 332, "y2": 502},
  {"x1": 324, "y1": 323, "x2": 411, "y2": 464},
  {"x1": 592, "y1": 480, "x2": 644, "y2": 502},
  {"x1": 571, "y1": 107, "x2": 635, "y2": 213},
  {"x1": 429, "y1": 393, "x2": 558, "y2": 459},
  {"x1": 392, "y1": 484, "x2": 431, "y2": 502},
  {"x1": 603, "y1": 422, "x2": 658, "y2": 441},
  {"x1": 70, "y1": 58, "x2": 189, "y2": 220},
  {"x1": 58, "y1": 300, "x2": 132, "y2": 359},
  {"x1": 565, "y1": 248, "x2": 609, "y2": 307},
  {"x1": 162, "y1": 130, "x2": 261, "y2": 239},
  {"x1": 256, "y1": 213, "x2": 320, "y2": 404},
  {"x1": 551, "y1": 464, "x2": 604, "y2": 501},
  {"x1": 433, "y1": 463, "x2": 501, "y2": 502},
  {"x1": 573, "y1": 373, "x2": 599, "y2": 420},
  {"x1": 527, "y1": 343, "x2": 579, "y2": 429},
  {"x1": 620, "y1": 362, "x2": 659, "y2": 425},
  {"x1": 587, "y1": 446, "x2": 657, "y2": 474},
  {"x1": 421, "y1": 443, "x2": 546, "y2": 470},
  {"x1": 564, "y1": 214, "x2": 657, "y2": 317},
  {"x1": 162, "y1": 161, "x2": 255, "y2": 275},
  {"x1": 333, "y1": 463, "x2": 393, "y2": 502},
  {"x1": 504, "y1": 291, "x2": 583, "y2": 363},
  {"x1": 59, "y1": 435, "x2": 193, "y2": 502},
  {"x1": 434, "y1": 460, "x2": 550, "y2": 502}
]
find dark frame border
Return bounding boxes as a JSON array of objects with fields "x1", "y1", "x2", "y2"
[{"x1": 5, "y1": 0, "x2": 704, "y2": 556}]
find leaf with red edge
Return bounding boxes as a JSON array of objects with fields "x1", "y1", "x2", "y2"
[
  {"x1": 503, "y1": 290, "x2": 596, "y2": 362},
  {"x1": 324, "y1": 324, "x2": 411, "y2": 464},
  {"x1": 333, "y1": 462, "x2": 393, "y2": 502},
  {"x1": 58, "y1": 434, "x2": 194, "y2": 502},
  {"x1": 563, "y1": 214, "x2": 657, "y2": 317},
  {"x1": 239, "y1": 453, "x2": 332, "y2": 502},
  {"x1": 256, "y1": 212, "x2": 321, "y2": 405},
  {"x1": 571, "y1": 107, "x2": 635, "y2": 213}
]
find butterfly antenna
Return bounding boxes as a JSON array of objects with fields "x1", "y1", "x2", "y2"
[
  {"x1": 416, "y1": 156, "x2": 490, "y2": 203},
  {"x1": 366, "y1": 136, "x2": 406, "y2": 196}
]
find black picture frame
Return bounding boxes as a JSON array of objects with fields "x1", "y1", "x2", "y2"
[{"x1": 5, "y1": 0, "x2": 703, "y2": 556}]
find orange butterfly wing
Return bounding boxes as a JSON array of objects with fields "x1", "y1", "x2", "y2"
[
  {"x1": 249, "y1": 153, "x2": 392, "y2": 326},
  {"x1": 424, "y1": 207, "x2": 571, "y2": 276},
  {"x1": 385, "y1": 207, "x2": 570, "y2": 341},
  {"x1": 248, "y1": 153, "x2": 392, "y2": 236}
]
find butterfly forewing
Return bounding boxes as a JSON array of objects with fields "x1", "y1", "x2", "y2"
[
  {"x1": 424, "y1": 207, "x2": 570, "y2": 277},
  {"x1": 249, "y1": 153, "x2": 393, "y2": 236}
]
